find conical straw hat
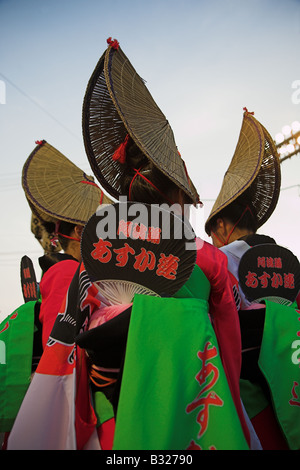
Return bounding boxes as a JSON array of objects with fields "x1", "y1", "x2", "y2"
[
  {"x1": 22, "y1": 140, "x2": 112, "y2": 226},
  {"x1": 82, "y1": 38, "x2": 199, "y2": 205},
  {"x1": 205, "y1": 109, "x2": 281, "y2": 234}
]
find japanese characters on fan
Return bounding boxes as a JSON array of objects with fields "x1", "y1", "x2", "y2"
[
  {"x1": 21, "y1": 140, "x2": 112, "y2": 354},
  {"x1": 74, "y1": 137, "x2": 250, "y2": 448},
  {"x1": 6, "y1": 40, "x2": 252, "y2": 451},
  {"x1": 1, "y1": 141, "x2": 103, "y2": 445},
  {"x1": 205, "y1": 190, "x2": 300, "y2": 450}
]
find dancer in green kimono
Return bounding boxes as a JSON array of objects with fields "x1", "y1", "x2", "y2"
[{"x1": 205, "y1": 108, "x2": 300, "y2": 450}]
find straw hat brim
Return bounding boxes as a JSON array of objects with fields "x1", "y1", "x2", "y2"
[
  {"x1": 22, "y1": 141, "x2": 112, "y2": 225},
  {"x1": 205, "y1": 112, "x2": 281, "y2": 233},
  {"x1": 82, "y1": 44, "x2": 199, "y2": 204}
]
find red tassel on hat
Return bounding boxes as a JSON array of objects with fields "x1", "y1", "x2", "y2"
[
  {"x1": 243, "y1": 107, "x2": 254, "y2": 116},
  {"x1": 107, "y1": 37, "x2": 120, "y2": 50},
  {"x1": 112, "y1": 134, "x2": 130, "y2": 164},
  {"x1": 35, "y1": 140, "x2": 44, "y2": 145}
]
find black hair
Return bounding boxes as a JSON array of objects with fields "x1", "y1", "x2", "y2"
[
  {"x1": 207, "y1": 190, "x2": 258, "y2": 235},
  {"x1": 42, "y1": 221, "x2": 56, "y2": 234},
  {"x1": 57, "y1": 220, "x2": 77, "y2": 251},
  {"x1": 120, "y1": 137, "x2": 191, "y2": 205}
]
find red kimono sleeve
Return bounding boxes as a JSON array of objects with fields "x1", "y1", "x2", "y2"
[{"x1": 39, "y1": 260, "x2": 79, "y2": 349}]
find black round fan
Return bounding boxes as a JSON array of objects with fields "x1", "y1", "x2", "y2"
[
  {"x1": 238, "y1": 244, "x2": 300, "y2": 306},
  {"x1": 81, "y1": 202, "x2": 196, "y2": 304}
]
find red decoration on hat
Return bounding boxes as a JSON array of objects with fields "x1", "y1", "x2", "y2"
[
  {"x1": 107, "y1": 37, "x2": 120, "y2": 50},
  {"x1": 243, "y1": 107, "x2": 255, "y2": 116},
  {"x1": 50, "y1": 235, "x2": 59, "y2": 248},
  {"x1": 112, "y1": 134, "x2": 130, "y2": 164},
  {"x1": 35, "y1": 140, "x2": 44, "y2": 145}
]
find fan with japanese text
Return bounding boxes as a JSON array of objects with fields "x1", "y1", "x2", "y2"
[
  {"x1": 20, "y1": 255, "x2": 39, "y2": 303},
  {"x1": 238, "y1": 244, "x2": 300, "y2": 306},
  {"x1": 81, "y1": 202, "x2": 197, "y2": 304}
]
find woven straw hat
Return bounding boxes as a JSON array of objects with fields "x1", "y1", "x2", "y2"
[
  {"x1": 205, "y1": 109, "x2": 281, "y2": 234},
  {"x1": 22, "y1": 140, "x2": 112, "y2": 226},
  {"x1": 82, "y1": 38, "x2": 199, "y2": 205}
]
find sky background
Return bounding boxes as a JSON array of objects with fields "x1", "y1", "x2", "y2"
[{"x1": 0, "y1": 0, "x2": 300, "y2": 322}]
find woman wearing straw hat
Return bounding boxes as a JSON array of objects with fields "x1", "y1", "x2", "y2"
[
  {"x1": 0, "y1": 141, "x2": 111, "y2": 449},
  {"x1": 205, "y1": 109, "x2": 300, "y2": 450},
  {"x1": 78, "y1": 38, "x2": 252, "y2": 449},
  {"x1": 204, "y1": 109, "x2": 281, "y2": 311},
  {"x1": 22, "y1": 139, "x2": 112, "y2": 349},
  {"x1": 8, "y1": 40, "x2": 250, "y2": 451}
]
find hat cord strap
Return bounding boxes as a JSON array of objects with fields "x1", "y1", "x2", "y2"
[
  {"x1": 99, "y1": 190, "x2": 104, "y2": 205},
  {"x1": 57, "y1": 233, "x2": 80, "y2": 243},
  {"x1": 224, "y1": 205, "x2": 253, "y2": 245},
  {"x1": 212, "y1": 205, "x2": 253, "y2": 246},
  {"x1": 51, "y1": 221, "x2": 80, "y2": 245},
  {"x1": 80, "y1": 179, "x2": 99, "y2": 188},
  {"x1": 129, "y1": 167, "x2": 174, "y2": 205},
  {"x1": 211, "y1": 230, "x2": 227, "y2": 247},
  {"x1": 128, "y1": 167, "x2": 141, "y2": 201}
]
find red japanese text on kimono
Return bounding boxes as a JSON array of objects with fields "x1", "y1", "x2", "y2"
[
  {"x1": 289, "y1": 310, "x2": 300, "y2": 407},
  {"x1": 0, "y1": 312, "x2": 18, "y2": 335},
  {"x1": 186, "y1": 342, "x2": 223, "y2": 438},
  {"x1": 91, "y1": 238, "x2": 180, "y2": 281},
  {"x1": 289, "y1": 382, "x2": 300, "y2": 407}
]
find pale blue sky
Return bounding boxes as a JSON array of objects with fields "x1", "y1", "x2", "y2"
[{"x1": 0, "y1": 0, "x2": 300, "y2": 319}]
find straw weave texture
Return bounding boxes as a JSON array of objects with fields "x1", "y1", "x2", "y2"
[
  {"x1": 205, "y1": 113, "x2": 280, "y2": 231},
  {"x1": 22, "y1": 141, "x2": 111, "y2": 225},
  {"x1": 83, "y1": 45, "x2": 199, "y2": 204}
]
